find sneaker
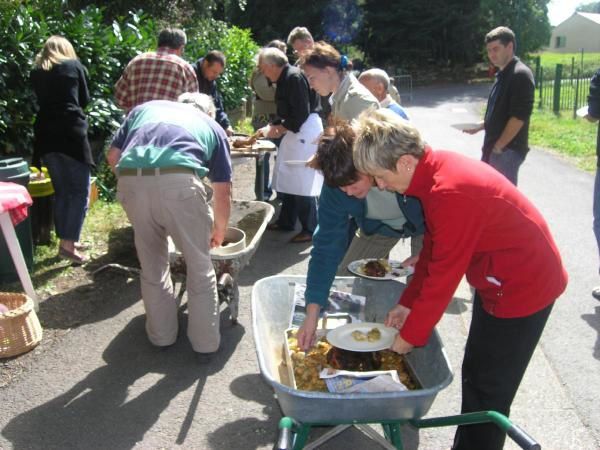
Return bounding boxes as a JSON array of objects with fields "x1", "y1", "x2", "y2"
[{"x1": 593, "y1": 287, "x2": 600, "y2": 301}]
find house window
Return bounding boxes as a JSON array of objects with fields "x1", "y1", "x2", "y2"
[{"x1": 555, "y1": 36, "x2": 567, "y2": 48}]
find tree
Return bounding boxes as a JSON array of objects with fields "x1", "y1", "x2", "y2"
[
  {"x1": 360, "y1": 0, "x2": 481, "y2": 68},
  {"x1": 576, "y1": 1, "x2": 600, "y2": 13},
  {"x1": 478, "y1": 0, "x2": 551, "y2": 56}
]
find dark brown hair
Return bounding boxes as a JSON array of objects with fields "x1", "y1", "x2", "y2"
[
  {"x1": 312, "y1": 119, "x2": 358, "y2": 187},
  {"x1": 299, "y1": 41, "x2": 341, "y2": 71}
]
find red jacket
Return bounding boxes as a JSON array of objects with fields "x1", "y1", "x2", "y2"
[{"x1": 399, "y1": 148, "x2": 568, "y2": 346}]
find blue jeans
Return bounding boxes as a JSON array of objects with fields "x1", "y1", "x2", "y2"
[
  {"x1": 43, "y1": 152, "x2": 90, "y2": 241},
  {"x1": 594, "y1": 170, "x2": 600, "y2": 273},
  {"x1": 488, "y1": 148, "x2": 525, "y2": 186}
]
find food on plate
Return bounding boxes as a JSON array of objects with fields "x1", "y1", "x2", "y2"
[
  {"x1": 284, "y1": 329, "x2": 418, "y2": 392},
  {"x1": 361, "y1": 259, "x2": 390, "y2": 277},
  {"x1": 351, "y1": 327, "x2": 381, "y2": 342},
  {"x1": 351, "y1": 329, "x2": 368, "y2": 341},
  {"x1": 367, "y1": 327, "x2": 381, "y2": 342}
]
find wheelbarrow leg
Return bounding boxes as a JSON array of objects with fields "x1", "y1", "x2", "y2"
[
  {"x1": 217, "y1": 272, "x2": 239, "y2": 324},
  {"x1": 275, "y1": 417, "x2": 311, "y2": 450},
  {"x1": 380, "y1": 423, "x2": 404, "y2": 449}
]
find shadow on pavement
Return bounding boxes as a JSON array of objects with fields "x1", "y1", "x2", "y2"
[
  {"x1": 581, "y1": 305, "x2": 600, "y2": 360},
  {"x1": 2, "y1": 310, "x2": 244, "y2": 450}
]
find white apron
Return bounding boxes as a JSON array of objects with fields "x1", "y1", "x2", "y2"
[{"x1": 272, "y1": 113, "x2": 323, "y2": 197}]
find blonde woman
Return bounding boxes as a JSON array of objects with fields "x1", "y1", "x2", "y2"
[
  {"x1": 299, "y1": 41, "x2": 378, "y2": 121},
  {"x1": 348, "y1": 109, "x2": 567, "y2": 450},
  {"x1": 31, "y1": 35, "x2": 92, "y2": 264}
]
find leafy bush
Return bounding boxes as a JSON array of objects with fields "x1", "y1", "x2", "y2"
[
  {"x1": 185, "y1": 20, "x2": 259, "y2": 111},
  {"x1": 0, "y1": 1, "x2": 258, "y2": 167}
]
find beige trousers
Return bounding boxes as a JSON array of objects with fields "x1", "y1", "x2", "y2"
[
  {"x1": 337, "y1": 229, "x2": 424, "y2": 276},
  {"x1": 117, "y1": 173, "x2": 220, "y2": 353}
]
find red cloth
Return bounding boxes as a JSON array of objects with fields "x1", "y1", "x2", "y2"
[
  {"x1": 114, "y1": 47, "x2": 199, "y2": 112},
  {"x1": 398, "y1": 148, "x2": 568, "y2": 346},
  {"x1": 0, "y1": 182, "x2": 32, "y2": 226}
]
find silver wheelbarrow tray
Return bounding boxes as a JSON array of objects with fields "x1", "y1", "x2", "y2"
[{"x1": 252, "y1": 275, "x2": 453, "y2": 424}]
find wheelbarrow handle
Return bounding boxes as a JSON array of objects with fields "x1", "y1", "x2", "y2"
[
  {"x1": 275, "y1": 417, "x2": 296, "y2": 450},
  {"x1": 507, "y1": 423, "x2": 541, "y2": 450}
]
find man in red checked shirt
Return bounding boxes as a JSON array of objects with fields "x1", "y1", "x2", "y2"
[{"x1": 114, "y1": 28, "x2": 198, "y2": 113}]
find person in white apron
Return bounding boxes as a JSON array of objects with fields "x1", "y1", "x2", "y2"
[{"x1": 258, "y1": 47, "x2": 323, "y2": 243}]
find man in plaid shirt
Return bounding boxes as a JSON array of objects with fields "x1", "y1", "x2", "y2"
[{"x1": 114, "y1": 28, "x2": 198, "y2": 113}]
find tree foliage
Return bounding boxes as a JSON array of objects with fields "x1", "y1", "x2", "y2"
[
  {"x1": 576, "y1": 1, "x2": 600, "y2": 13},
  {"x1": 0, "y1": 0, "x2": 258, "y2": 158}
]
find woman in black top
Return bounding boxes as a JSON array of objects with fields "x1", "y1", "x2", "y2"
[{"x1": 31, "y1": 35, "x2": 92, "y2": 264}]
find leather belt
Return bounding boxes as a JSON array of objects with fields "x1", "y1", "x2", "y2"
[{"x1": 118, "y1": 167, "x2": 195, "y2": 176}]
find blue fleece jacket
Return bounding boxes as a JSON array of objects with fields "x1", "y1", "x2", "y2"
[{"x1": 304, "y1": 184, "x2": 425, "y2": 307}]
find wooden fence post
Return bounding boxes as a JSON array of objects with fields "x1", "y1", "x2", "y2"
[{"x1": 553, "y1": 64, "x2": 562, "y2": 114}]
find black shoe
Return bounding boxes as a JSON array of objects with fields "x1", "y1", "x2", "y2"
[{"x1": 593, "y1": 287, "x2": 600, "y2": 301}]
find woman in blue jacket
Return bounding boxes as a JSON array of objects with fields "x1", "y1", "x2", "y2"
[{"x1": 298, "y1": 121, "x2": 424, "y2": 349}]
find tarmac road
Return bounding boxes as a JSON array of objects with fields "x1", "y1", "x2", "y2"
[{"x1": 1, "y1": 83, "x2": 599, "y2": 450}]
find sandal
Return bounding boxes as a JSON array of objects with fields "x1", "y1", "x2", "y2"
[
  {"x1": 290, "y1": 232, "x2": 313, "y2": 243},
  {"x1": 58, "y1": 247, "x2": 89, "y2": 264}
]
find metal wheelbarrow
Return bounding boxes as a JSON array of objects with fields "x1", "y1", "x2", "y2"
[
  {"x1": 170, "y1": 199, "x2": 274, "y2": 323},
  {"x1": 252, "y1": 275, "x2": 541, "y2": 450}
]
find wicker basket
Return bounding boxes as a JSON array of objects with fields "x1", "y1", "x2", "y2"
[{"x1": 0, "y1": 292, "x2": 43, "y2": 358}]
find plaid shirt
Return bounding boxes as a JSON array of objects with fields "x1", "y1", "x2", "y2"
[{"x1": 114, "y1": 47, "x2": 199, "y2": 112}]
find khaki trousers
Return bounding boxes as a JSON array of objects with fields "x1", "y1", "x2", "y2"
[
  {"x1": 117, "y1": 173, "x2": 220, "y2": 353},
  {"x1": 337, "y1": 229, "x2": 424, "y2": 276}
]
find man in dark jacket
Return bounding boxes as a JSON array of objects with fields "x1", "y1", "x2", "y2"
[
  {"x1": 588, "y1": 69, "x2": 600, "y2": 300},
  {"x1": 193, "y1": 51, "x2": 233, "y2": 136},
  {"x1": 464, "y1": 26, "x2": 534, "y2": 186}
]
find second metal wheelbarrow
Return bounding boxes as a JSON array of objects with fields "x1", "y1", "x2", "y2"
[{"x1": 170, "y1": 199, "x2": 274, "y2": 323}]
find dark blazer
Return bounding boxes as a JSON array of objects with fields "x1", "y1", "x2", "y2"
[
  {"x1": 482, "y1": 57, "x2": 534, "y2": 161},
  {"x1": 31, "y1": 59, "x2": 92, "y2": 168},
  {"x1": 193, "y1": 58, "x2": 231, "y2": 131}
]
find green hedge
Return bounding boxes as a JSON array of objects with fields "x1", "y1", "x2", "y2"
[{"x1": 0, "y1": 2, "x2": 258, "y2": 160}]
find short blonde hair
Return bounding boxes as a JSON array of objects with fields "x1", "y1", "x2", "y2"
[
  {"x1": 35, "y1": 35, "x2": 77, "y2": 71},
  {"x1": 353, "y1": 108, "x2": 425, "y2": 174}
]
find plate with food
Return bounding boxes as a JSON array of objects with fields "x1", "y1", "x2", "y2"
[
  {"x1": 347, "y1": 258, "x2": 413, "y2": 280},
  {"x1": 326, "y1": 322, "x2": 398, "y2": 352}
]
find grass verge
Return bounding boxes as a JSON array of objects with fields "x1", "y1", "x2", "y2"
[{"x1": 529, "y1": 109, "x2": 598, "y2": 171}]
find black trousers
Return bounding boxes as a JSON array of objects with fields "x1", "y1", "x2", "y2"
[
  {"x1": 452, "y1": 292, "x2": 554, "y2": 450},
  {"x1": 276, "y1": 193, "x2": 317, "y2": 234}
]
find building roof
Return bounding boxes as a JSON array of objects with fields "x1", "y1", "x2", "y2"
[{"x1": 577, "y1": 12, "x2": 600, "y2": 25}]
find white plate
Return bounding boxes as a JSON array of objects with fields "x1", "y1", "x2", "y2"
[
  {"x1": 327, "y1": 322, "x2": 398, "y2": 352},
  {"x1": 285, "y1": 160, "x2": 309, "y2": 166},
  {"x1": 576, "y1": 106, "x2": 589, "y2": 118},
  {"x1": 450, "y1": 122, "x2": 481, "y2": 131},
  {"x1": 347, "y1": 258, "x2": 413, "y2": 281}
]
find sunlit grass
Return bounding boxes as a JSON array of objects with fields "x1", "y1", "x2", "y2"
[{"x1": 529, "y1": 109, "x2": 598, "y2": 171}]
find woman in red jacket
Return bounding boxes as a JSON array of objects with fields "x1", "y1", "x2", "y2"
[{"x1": 352, "y1": 108, "x2": 568, "y2": 450}]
